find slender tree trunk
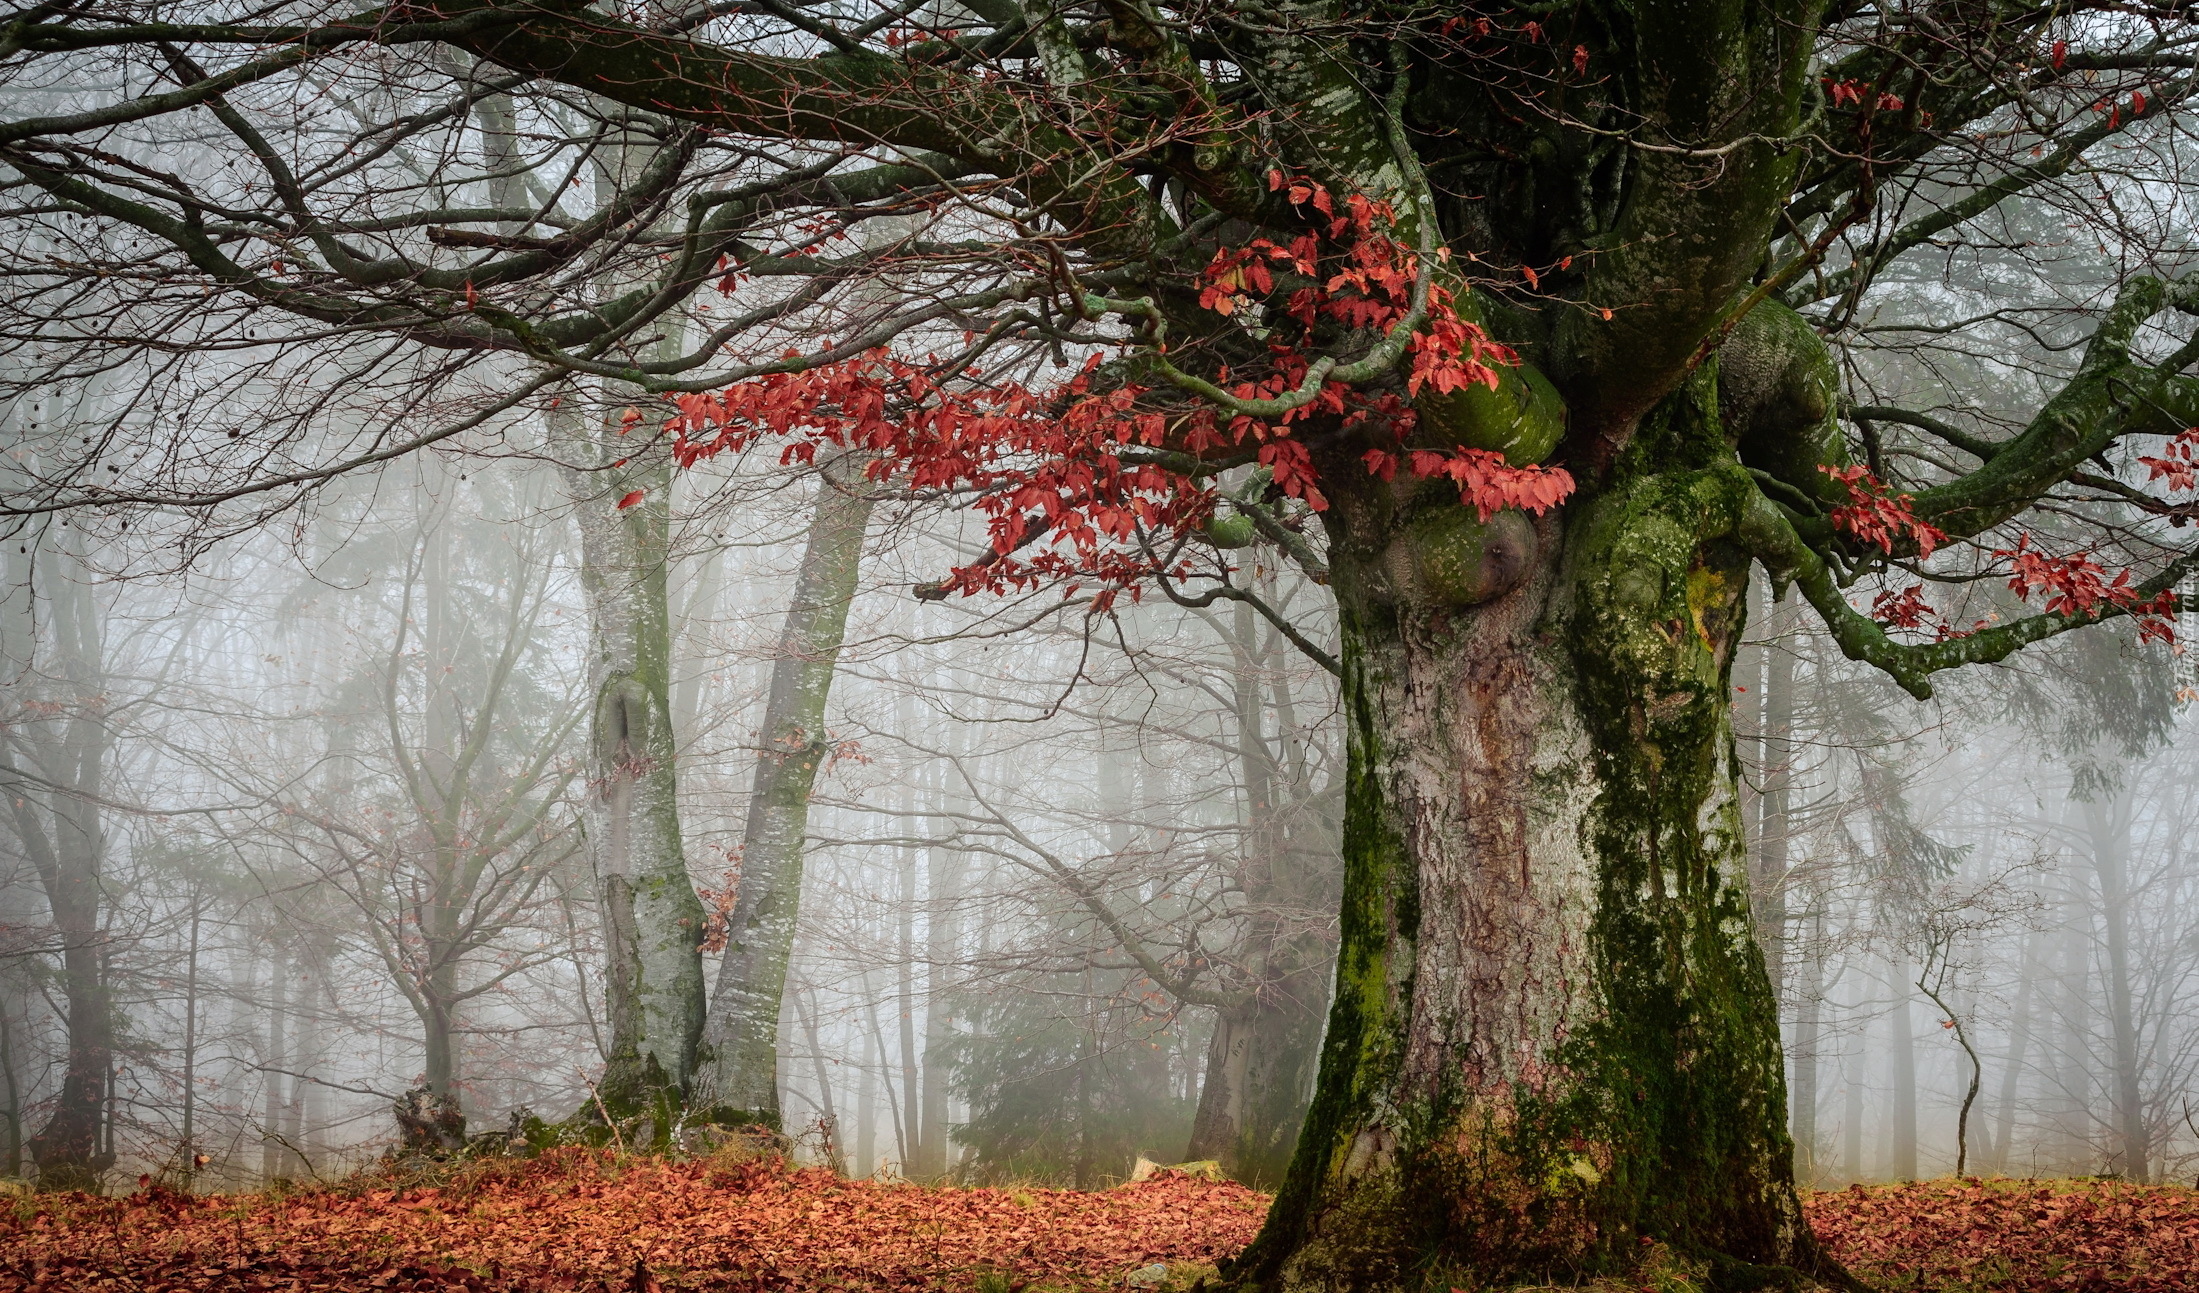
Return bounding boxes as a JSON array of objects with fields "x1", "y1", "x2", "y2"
[
  {"x1": 1841, "y1": 1025, "x2": 1864, "y2": 1184},
  {"x1": 1189, "y1": 602, "x2": 1338, "y2": 1187},
  {"x1": 180, "y1": 901, "x2": 201, "y2": 1190},
  {"x1": 262, "y1": 948, "x2": 290, "y2": 1182},
  {"x1": 1989, "y1": 926, "x2": 2040, "y2": 1175},
  {"x1": 2083, "y1": 791, "x2": 2149, "y2": 1182},
  {"x1": 559, "y1": 414, "x2": 709, "y2": 1113},
  {"x1": 516, "y1": 92, "x2": 708, "y2": 1114},
  {"x1": 5, "y1": 529, "x2": 117, "y2": 1192},
  {"x1": 694, "y1": 451, "x2": 875, "y2": 1120},
  {"x1": 1755, "y1": 598, "x2": 1795, "y2": 1001},
  {"x1": 0, "y1": 1007, "x2": 18, "y2": 1180},
  {"x1": 792, "y1": 982, "x2": 846, "y2": 1173},
  {"x1": 1889, "y1": 956, "x2": 1918, "y2": 1181},
  {"x1": 857, "y1": 1019, "x2": 879, "y2": 1177},
  {"x1": 913, "y1": 786, "x2": 966, "y2": 1180},
  {"x1": 896, "y1": 842, "x2": 921, "y2": 1167},
  {"x1": 1790, "y1": 903, "x2": 1825, "y2": 1184},
  {"x1": 1237, "y1": 380, "x2": 1814, "y2": 1288},
  {"x1": 287, "y1": 947, "x2": 322, "y2": 1174},
  {"x1": 868, "y1": 991, "x2": 908, "y2": 1172}
]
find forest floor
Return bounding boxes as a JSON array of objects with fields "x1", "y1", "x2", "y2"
[{"x1": 0, "y1": 1148, "x2": 2194, "y2": 1292}]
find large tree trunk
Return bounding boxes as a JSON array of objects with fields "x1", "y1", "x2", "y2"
[
  {"x1": 1235, "y1": 379, "x2": 1815, "y2": 1288},
  {"x1": 694, "y1": 451, "x2": 875, "y2": 1120}
]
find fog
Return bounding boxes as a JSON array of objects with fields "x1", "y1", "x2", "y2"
[
  {"x1": 5, "y1": 419, "x2": 2197, "y2": 1189},
  {"x1": 3, "y1": 8, "x2": 2198, "y2": 1197}
]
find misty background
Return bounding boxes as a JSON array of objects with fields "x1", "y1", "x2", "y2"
[
  {"x1": 6, "y1": 420, "x2": 2196, "y2": 1191},
  {"x1": 5, "y1": 18, "x2": 2199, "y2": 1194}
]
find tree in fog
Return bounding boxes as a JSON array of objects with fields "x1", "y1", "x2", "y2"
[
  {"x1": 275, "y1": 480, "x2": 582, "y2": 1111},
  {"x1": 697, "y1": 448, "x2": 874, "y2": 1121},
  {"x1": 13, "y1": 0, "x2": 2199, "y2": 1283},
  {"x1": 0, "y1": 516, "x2": 113, "y2": 1189}
]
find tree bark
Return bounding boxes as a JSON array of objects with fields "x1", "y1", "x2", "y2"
[
  {"x1": 548, "y1": 98, "x2": 713, "y2": 1116},
  {"x1": 261, "y1": 947, "x2": 290, "y2": 1182},
  {"x1": 913, "y1": 785, "x2": 966, "y2": 1181},
  {"x1": 2083, "y1": 790, "x2": 2149, "y2": 1182},
  {"x1": 1235, "y1": 377, "x2": 1815, "y2": 1289},
  {"x1": 694, "y1": 451, "x2": 876, "y2": 1120},
  {"x1": 558, "y1": 415, "x2": 710, "y2": 1115},
  {"x1": 1889, "y1": 956, "x2": 1919, "y2": 1181},
  {"x1": 2, "y1": 527, "x2": 117, "y2": 1193},
  {"x1": 1190, "y1": 973, "x2": 1332, "y2": 1190}
]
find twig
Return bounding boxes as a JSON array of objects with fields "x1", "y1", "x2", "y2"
[{"x1": 581, "y1": 1071, "x2": 627, "y2": 1155}]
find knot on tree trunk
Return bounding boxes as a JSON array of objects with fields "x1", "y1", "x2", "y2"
[{"x1": 393, "y1": 1086, "x2": 467, "y2": 1155}]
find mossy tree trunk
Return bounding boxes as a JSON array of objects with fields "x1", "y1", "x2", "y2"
[
  {"x1": 562, "y1": 421, "x2": 710, "y2": 1116},
  {"x1": 1233, "y1": 371, "x2": 1823, "y2": 1289},
  {"x1": 694, "y1": 450, "x2": 876, "y2": 1122}
]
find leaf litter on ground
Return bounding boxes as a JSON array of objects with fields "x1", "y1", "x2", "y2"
[
  {"x1": 3, "y1": 1151, "x2": 2198, "y2": 1292},
  {"x1": 0, "y1": 1149, "x2": 1262, "y2": 1292},
  {"x1": 1806, "y1": 1177, "x2": 2199, "y2": 1292}
]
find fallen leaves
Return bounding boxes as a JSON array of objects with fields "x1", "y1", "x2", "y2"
[
  {"x1": 7, "y1": 1159, "x2": 2196, "y2": 1293},
  {"x1": 0, "y1": 1152, "x2": 1266, "y2": 1292},
  {"x1": 1808, "y1": 1177, "x2": 2199, "y2": 1292}
]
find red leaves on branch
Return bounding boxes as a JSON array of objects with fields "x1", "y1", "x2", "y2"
[
  {"x1": 1865, "y1": 583, "x2": 1985, "y2": 643},
  {"x1": 1808, "y1": 1178, "x2": 2199, "y2": 1292},
  {"x1": 1869, "y1": 583, "x2": 1936, "y2": 633},
  {"x1": 1832, "y1": 463, "x2": 2178, "y2": 644},
  {"x1": 1823, "y1": 465, "x2": 1947, "y2": 557},
  {"x1": 667, "y1": 352, "x2": 1208, "y2": 602},
  {"x1": 667, "y1": 176, "x2": 1573, "y2": 602},
  {"x1": 1402, "y1": 449, "x2": 1574, "y2": 521},
  {"x1": 2138, "y1": 426, "x2": 2199, "y2": 492},
  {"x1": 1995, "y1": 534, "x2": 2177, "y2": 642},
  {"x1": 0, "y1": 1154, "x2": 1267, "y2": 1293}
]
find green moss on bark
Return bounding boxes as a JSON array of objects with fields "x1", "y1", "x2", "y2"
[{"x1": 1233, "y1": 370, "x2": 1815, "y2": 1293}]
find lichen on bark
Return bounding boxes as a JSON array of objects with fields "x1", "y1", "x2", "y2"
[{"x1": 1232, "y1": 360, "x2": 1824, "y2": 1292}]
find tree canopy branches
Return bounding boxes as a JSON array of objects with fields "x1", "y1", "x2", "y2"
[{"x1": 0, "y1": 0, "x2": 2196, "y2": 703}]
